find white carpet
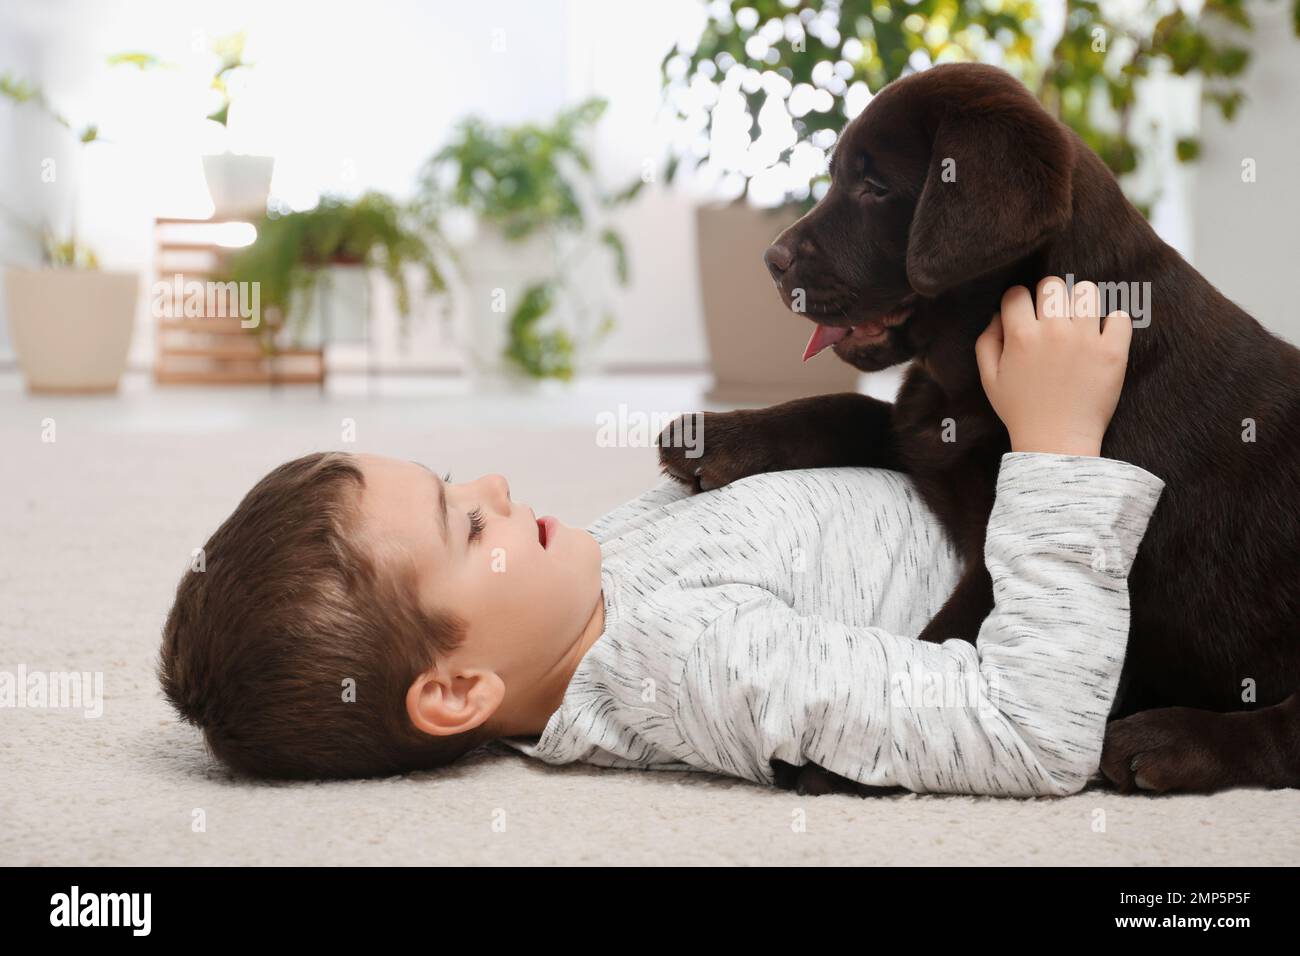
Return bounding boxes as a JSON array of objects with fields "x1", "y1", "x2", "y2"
[{"x1": 4, "y1": 408, "x2": 1298, "y2": 866}]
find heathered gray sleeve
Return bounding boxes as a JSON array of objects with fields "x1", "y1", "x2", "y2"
[{"x1": 670, "y1": 453, "x2": 1166, "y2": 797}]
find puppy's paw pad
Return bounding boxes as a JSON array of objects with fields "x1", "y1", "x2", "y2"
[
  {"x1": 1102, "y1": 708, "x2": 1229, "y2": 794},
  {"x1": 1129, "y1": 752, "x2": 1176, "y2": 793}
]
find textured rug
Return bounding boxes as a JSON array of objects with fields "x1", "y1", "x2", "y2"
[{"x1": 4, "y1": 417, "x2": 1297, "y2": 866}]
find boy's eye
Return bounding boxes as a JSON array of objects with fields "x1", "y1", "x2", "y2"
[{"x1": 467, "y1": 507, "x2": 485, "y2": 543}]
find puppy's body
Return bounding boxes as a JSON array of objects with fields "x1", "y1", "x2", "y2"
[{"x1": 661, "y1": 64, "x2": 1300, "y2": 793}]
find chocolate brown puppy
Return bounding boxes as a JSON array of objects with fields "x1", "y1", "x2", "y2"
[{"x1": 659, "y1": 63, "x2": 1300, "y2": 795}]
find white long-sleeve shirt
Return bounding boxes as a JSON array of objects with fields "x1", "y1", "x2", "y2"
[{"x1": 500, "y1": 454, "x2": 1165, "y2": 796}]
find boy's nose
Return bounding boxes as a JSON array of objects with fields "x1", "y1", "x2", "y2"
[{"x1": 482, "y1": 473, "x2": 511, "y2": 512}]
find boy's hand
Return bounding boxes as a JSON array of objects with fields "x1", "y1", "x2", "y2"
[{"x1": 975, "y1": 276, "x2": 1133, "y2": 457}]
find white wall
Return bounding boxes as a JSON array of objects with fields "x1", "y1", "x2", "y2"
[
  {"x1": 0, "y1": 12, "x2": 48, "y2": 357},
  {"x1": 1191, "y1": 3, "x2": 1300, "y2": 347}
]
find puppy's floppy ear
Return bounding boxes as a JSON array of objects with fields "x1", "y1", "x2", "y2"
[{"x1": 906, "y1": 102, "x2": 1073, "y2": 297}]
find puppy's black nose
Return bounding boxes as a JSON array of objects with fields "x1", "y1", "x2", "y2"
[{"x1": 764, "y1": 243, "x2": 793, "y2": 280}]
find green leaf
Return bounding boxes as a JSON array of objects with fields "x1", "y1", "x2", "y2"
[
  {"x1": 504, "y1": 281, "x2": 575, "y2": 380},
  {"x1": 45, "y1": 235, "x2": 99, "y2": 269},
  {"x1": 1203, "y1": 0, "x2": 1252, "y2": 29},
  {"x1": 0, "y1": 73, "x2": 40, "y2": 104},
  {"x1": 107, "y1": 51, "x2": 166, "y2": 70},
  {"x1": 608, "y1": 177, "x2": 647, "y2": 205},
  {"x1": 1216, "y1": 46, "x2": 1251, "y2": 77},
  {"x1": 600, "y1": 228, "x2": 630, "y2": 285},
  {"x1": 1175, "y1": 137, "x2": 1201, "y2": 162},
  {"x1": 663, "y1": 153, "x2": 680, "y2": 185},
  {"x1": 212, "y1": 31, "x2": 247, "y2": 72},
  {"x1": 1210, "y1": 90, "x2": 1245, "y2": 120}
]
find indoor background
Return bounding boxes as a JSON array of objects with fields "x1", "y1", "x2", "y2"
[{"x1": 3, "y1": 0, "x2": 1298, "y2": 866}]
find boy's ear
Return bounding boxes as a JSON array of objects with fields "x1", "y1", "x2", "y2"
[
  {"x1": 405, "y1": 666, "x2": 503, "y2": 738},
  {"x1": 906, "y1": 103, "x2": 1073, "y2": 297}
]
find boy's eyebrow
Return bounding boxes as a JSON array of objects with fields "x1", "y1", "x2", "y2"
[{"x1": 413, "y1": 462, "x2": 448, "y2": 545}]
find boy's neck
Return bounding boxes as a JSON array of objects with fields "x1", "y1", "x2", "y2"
[{"x1": 499, "y1": 589, "x2": 606, "y2": 739}]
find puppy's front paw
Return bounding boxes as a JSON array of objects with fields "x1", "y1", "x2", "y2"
[
  {"x1": 1100, "y1": 707, "x2": 1238, "y2": 794},
  {"x1": 771, "y1": 760, "x2": 843, "y2": 796},
  {"x1": 771, "y1": 759, "x2": 904, "y2": 798},
  {"x1": 655, "y1": 410, "x2": 778, "y2": 493}
]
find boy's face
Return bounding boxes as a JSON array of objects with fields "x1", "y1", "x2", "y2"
[{"x1": 352, "y1": 454, "x2": 603, "y2": 737}]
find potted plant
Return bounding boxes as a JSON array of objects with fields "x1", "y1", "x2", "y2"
[
  {"x1": 1, "y1": 71, "x2": 140, "y2": 393},
  {"x1": 223, "y1": 191, "x2": 448, "y2": 351},
  {"x1": 661, "y1": 0, "x2": 1294, "y2": 399},
  {"x1": 1034, "y1": 0, "x2": 1300, "y2": 218},
  {"x1": 200, "y1": 31, "x2": 275, "y2": 219},
  {"x1": 416, "y1": 98, "x2": 640, "y2": 385}
]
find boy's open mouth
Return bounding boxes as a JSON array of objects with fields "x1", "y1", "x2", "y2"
[{"x1": 537, "y1": 516, "x2": 557, "y2": 549}]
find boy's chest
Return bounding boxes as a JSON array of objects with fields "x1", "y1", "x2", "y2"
[{"x1": 605, "y1": 470, "x2": 963, "y2": 638}]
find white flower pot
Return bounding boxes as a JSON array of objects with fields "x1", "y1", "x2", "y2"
[
  {"x1": 202, "y1": 153, "x2": 275, "y2": 220},
  {"x1": 4, "y1": 268, "x2": 140, "y2": 392},
  {"x1": 454, "y1": 225, "x2": 565, "y2": 385},
  {"x1": 279, "y1": 263, "x2": 371, "y2": 347},
  {"x1": 696, "y1": 202, "x2": 861, "y2": 402}
]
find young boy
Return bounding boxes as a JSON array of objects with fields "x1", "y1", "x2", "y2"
[{"x1": 159, "y1": 278, "x2": 1162, "y2": 796}]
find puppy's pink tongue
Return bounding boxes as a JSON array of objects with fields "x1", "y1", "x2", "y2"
[{"x1": 802, "y1": 324, "x2": 851, "y2": 362}]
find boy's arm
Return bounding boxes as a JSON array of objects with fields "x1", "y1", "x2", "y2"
[{"x1": 670, "y1": 452, "x2": 1164, "y2": 796}]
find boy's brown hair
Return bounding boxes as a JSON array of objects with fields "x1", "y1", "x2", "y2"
[{"x1": 159, "y1": 451, "x2": 492, "y2": 779}]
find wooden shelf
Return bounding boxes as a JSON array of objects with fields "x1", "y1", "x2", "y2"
[
  {"x1": 155, "y1": 366, "x2": 327, "y2": 386},
  {"x1": 154, "y1": 215, "x2": 260, "y2": 225},
  {"x1": 156, "y1": 240, "x2": 245, "y2": 252},
  {"x1": 152, "y1": 216, "x2": 325, "y2": 387},
  {"x1": 158, "y1": 316, "x2": 253, "y2": 335},
  {"x1": 160, "y1": 344, "x2": 323, "y2": 360}
]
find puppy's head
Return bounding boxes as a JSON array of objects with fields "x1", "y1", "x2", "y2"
[{"x1": 765, "y1": 63, "x2": 1074, "y2": 371}]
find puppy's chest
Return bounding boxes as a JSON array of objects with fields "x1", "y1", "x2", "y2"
[
  {"x1": 897, "y1": 370, "x2": 998, "y2": 450},
  {"x1": 893, "y1": 372, "x2": 1006, "y2": 546}
]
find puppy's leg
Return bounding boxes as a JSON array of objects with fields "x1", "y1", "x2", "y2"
[
  {"x1": 916, "y1": 563, "x2": 993, "y2": 645},
  {"x1": 770, "y1": 759, "x2": 905, "y2": 798},
  {"x1": 657, "y1": 392, "x2": 900, "y2": 493},
  {"x1": 1101, "y1": 692, "x2": 1300, "y2": 793}
]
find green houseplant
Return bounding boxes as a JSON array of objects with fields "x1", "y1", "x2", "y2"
[
  {"x1": 111, "y1": 32, "x2": 272, "y2": 217},
  {"x1": 198, "y1": 31, "x2": 275, "y2": 218},
  {"x1": 663, "y1": 0, "x2": 1300, "y2": 213},
  {"x1": 416, "y1": 97, "x2": 640, "y2": 381},
  {"x1": 0, "y1": 71, "x2": 106, "y2": 266},
  {"x1": 0, "y1": 66, "x2": 142, "y2": 391},
  {"x1": 224, "y1": 192, "x2": 447, "y2": 350}
]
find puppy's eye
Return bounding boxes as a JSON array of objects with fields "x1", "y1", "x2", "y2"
[{"x1": 853, "y1": 155, "x2": 888, "y2": 197}]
